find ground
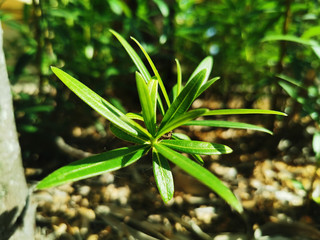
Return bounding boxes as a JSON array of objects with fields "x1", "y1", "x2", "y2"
[{"x1": 22, "y1": 96, "x2": 320, "y2": 240}]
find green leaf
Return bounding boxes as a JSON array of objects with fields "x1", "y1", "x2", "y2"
[
  {"x1": 302, "y1": 26, "x2": 320, "y2": 39},
  {"x1": 276, "y1": 74, "x2": 304, "y2": 88},
  {"x1": 51, "y1": 67, "x2": 150, "y2": 141},
  {"x1": 160, "y1": 140, "x2": 232, "y2": 155},
  {"x1": 313, "y1": 131, "x2": 320, "y2": 158},
  {"x1": 153, "y1": 0, "x2": 169, "y2": 17},
  {"x1": 156, "y1": 108, "x2": 208, "y2": 138},
  {"x1": 186, "y1": 120, "x2": 273, "y2": 135},
  {"x1": 196, "y1": 77, "x2": 220, "y2": 98},
  {"x1": 172, "y1": 132, "x2": 190, "y2": 140},
  {"x1": 152, "y1": 148, "x2": 174, "y2": 203},
  {"x1": 37, "y1": 145, "x2": 150, "y2": 189},
  {"x1": 159, "y1": 69, "x2": 207, "y2": 131},
  {"x1": 154, "y1": 144, "x2": 243, "y2": 213},
  {"x1": 204, "y1": 109, "x2": 287, "y2": 116},
  {"x1": 175, "y1": 58, "x2": 182, "y2": 97},
  {"x1": 131, "y1": 37, "x2": 171, "y2": 108},
  {"x1": 172, "y1": 133, "x2": 204, "y2": 165},
  {"x1": 278, "y1": 81, "x2": 299, "y2": 100},
  {"x1": 109, "y1": 29, "x2": 151, "y2": 82},
  {"x1": 262, "y1": 35, "x2": 320, "y2": 59},
  {"x1": 126, "y1": 112, "x2": 144, "y2": 121},
  {"x1": 262, "y1": 35, "x2": 314, "y2": 46},
  {"x1": 187, "y1": 56, "x2": 213, "y2": 85},
  {"x1": 110, "y1": 123, "x2": 148, "y2": 144},
  {"x1": 148, "y1": 79, "x2": 158, "y2": 123},
  {"x1": 136, "y1": 72, "x2": 156, "y2": 136}
]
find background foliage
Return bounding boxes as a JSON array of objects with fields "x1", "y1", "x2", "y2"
[{"x1": 1, "y1": 0, "x2": 320, "y2": 174}]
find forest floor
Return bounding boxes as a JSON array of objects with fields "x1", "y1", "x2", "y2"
[{"x1": 23, "y1": 96, "x2": 320, "y2": 240}]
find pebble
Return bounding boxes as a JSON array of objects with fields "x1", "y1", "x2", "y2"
[
  {"x1": 78, "y1": 185, "x2": 91, "y2": 196},
  {"x1": 148, "y1": 214, "x2": 162, "y2": 223},
  {"x1": 194, "y1": 206, "x2": 217, "y2": 224},
  {"x1": 87, "y1": 234, "x2": 99, "y2": 240},
  {"x1": 210, "y1": 163, "x2": 238, "y2": 180},
  {"x1": 213, "y1": 233, "x2": 247, "y2": 240},
  {"x1": 102, "y1": 184, "x2": 130, "y2": 205}
]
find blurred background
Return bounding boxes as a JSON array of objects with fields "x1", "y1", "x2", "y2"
[
  {"x1": 1, "y1": 0, "x2": 320, "y2": 239},
  {"x1": 2, "y1": 0, "x2": 319, "y2": 171}
]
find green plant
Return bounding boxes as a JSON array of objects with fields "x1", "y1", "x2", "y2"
[
  {"x1": 36, "y1": 30, "x2": 285, "y2": 213},
  {"x1": 267, "y1": 33, "x2": 320, "y2": 203}
]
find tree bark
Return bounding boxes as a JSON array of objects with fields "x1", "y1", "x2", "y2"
[{"x1": 0, "y1": 22, "x2": 34, "y2": 240}]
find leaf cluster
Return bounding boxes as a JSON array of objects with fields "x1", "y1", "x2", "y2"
[{"x1": 37, "y1": 30, "x2": 286, "y2": 213}]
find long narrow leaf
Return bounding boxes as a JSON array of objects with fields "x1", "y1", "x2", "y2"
[
  {"x1": 187, "y1": 56, "x2": 213, "y2": 85},
  {"x1": 109, "y1": 29, "x2": 151, "y2": 82},
  {"x1": 204, "y1": 109, "x2": 287, "y2": 116},
  {"x1": 186, "y1": 120, "x2": 273, "y2": 135},
  {"x1": 110, "y1": 30, "x2": 165, "y2": 115},
  {"x1": 136, "y1": 72, "x2": 156, "y2": 136},
  {"x1": 154, "y1": 144, "x2": 243, "y2": 213},
  {"x1": 196, "y1": 77, "x2": 220, "y2": 98},
  {"x1": 160, "y1": 140, "x2": 232, "y2": 155},
  {"x1": 131, "y1": 37, "x2": 171, "y2": 108},
  {"x1": 175, "y1": 59, "x2": 182, "y2": 97},
  {"x1": 156, "y1": 109, "x2": 208, "y2": 138},
  {"x1": 37, "y1": 145, "x2": 150, "y2": 189},
  {"x1": 51, "y1": 67, "x2": 150, "y2": 140},
  {"x1": 148, "y1": 79, "x2": 158, "y2": 125},
  {"x1": 110, "y1": 123, "x2": 148, "y2": 144},
  {"x1": 159, "y1": 69, "x2": 207, "y2": 131},
  {"x1": 172, "y1": 132, "x2": 204, "y2": 164},
  {"x1": 152, "y1": 148, "x2": 174, "y2": 203},
  {"x1": 126, "y1": 112, "x2": 144, "y2": 121}
]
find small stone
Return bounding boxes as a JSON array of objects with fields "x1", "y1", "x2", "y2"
[
  {"x1": 80, "y1": 198, "x2": 90, "y2": 207},
  {"x1": 194, "y1": 206, "x2": 217, "y2": 224},
  {"x1": 53, "y1": 223, "x2": 67, "y2": 237},
  {"x1": 71, "y1": 194, "x2": 82, "y2": 204},
  {"x1": 79, "y1": 207, "x2": 96, "y2": 221},
  {"x1": 210, "y1": 163, "x2": 237, "y2": 180},
  {"x1": 78, "y1": 185, "x2": 91, "y2": 196},
  {"x1": 87, "y1": 234, "x2": 99, "y2": 240},
  {"x1": 148, "y1": 214, "x2": 162, "y2": 223}
]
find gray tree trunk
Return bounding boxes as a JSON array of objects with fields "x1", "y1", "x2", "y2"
[{"x1": 0, "y1": 22, "x2": 34, "y2": 240}]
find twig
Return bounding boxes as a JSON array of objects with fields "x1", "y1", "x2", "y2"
[
  {"x1": 95, "y1": 205, "x2": 169, "y2": 240},
  {"x1": 55, "y1": 136, "x2": 93, "y2": 159}
]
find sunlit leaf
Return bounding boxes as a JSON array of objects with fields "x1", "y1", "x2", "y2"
[
  {"x1": 110, "y1": 123, "x2": 147, "y2": 144},
  {"x1": 159, "y1": 69, "x2": 207, "y2": 131},
  {"x1": 154, "y1": 144, "x2": 243, "y2": 213},
  {"x1": 186, "y1": 120, "x2": 273, "y2": 135},
  {"x1": 187, "y1": 56, "x2": 213, "y2": 85},
  {"x1": 37, "y1": 145, "x2": 150, "y2": 189},
  {"x1": 196, "y1": 77, "x2": 220, "y2": 98},
  {"x1": 152, "y1": 148, "x2": 174, "y2": 203},
  {"x1": 204, "y1": 109, "x2": 287, "y2": 116},
  {"x1": 172, "y1": 133, "x2": 204, "y2": 164},
  {"x1": 109, "y1": 29, "x2": 151, "y2": 82},
  {"x1": 131, "y1": 37, "x2": 170, "y2": 108},
  {"x1": 136, "y1": 72, "x2": 156, "y2": 136},
  {"x1": 51, "y1": 67, "x2": 150, "y2": 140},
  {"x1": 175, "y1": 58, "x2": 182, "y2": 97},
  {"x1": 157, "y1": 109, "x2": 208, "y2": 138},
  {"x1": 160, "y1": 139, "x2": 232, "y2": 155}
]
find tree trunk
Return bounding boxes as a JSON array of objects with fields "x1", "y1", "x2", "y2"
[{"x1": 0, "y1": 22, "x2": 34, "y2": 240}]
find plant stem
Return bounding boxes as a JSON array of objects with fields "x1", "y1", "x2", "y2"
[{"x1": 268, "y1": 0, "x2": 292, "y2": 130}]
